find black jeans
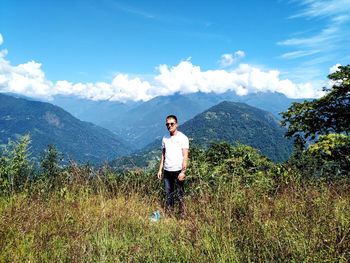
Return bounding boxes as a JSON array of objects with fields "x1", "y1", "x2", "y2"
[{"x1": 163, "y1": 170, "x2": 184, "y2": 210}]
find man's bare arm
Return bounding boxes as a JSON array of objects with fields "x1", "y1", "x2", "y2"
[
  {"x1": 181, "y1": 148, "x2": 188, "y2": 172},
  {"x1": 157, "y1": 148, "x2": 165, "y2": 179},
  {"x1": 178, "y1": 148, "x2": 188, "y2": 181}
]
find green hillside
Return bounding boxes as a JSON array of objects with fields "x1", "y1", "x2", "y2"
[
  {"x1": 0, "y1": 94, "x2": 132, "y2": 164},
  {"x1": 181, "y1": 101, "x2": 293, "y2": 162}
]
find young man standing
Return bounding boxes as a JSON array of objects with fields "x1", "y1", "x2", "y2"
[{"x1": 157, "y1": 115, "x2": 189, "y2": 217}]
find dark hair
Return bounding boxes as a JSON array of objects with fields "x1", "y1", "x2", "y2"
[{"x1": 166, "y1": 115, "x2": 178, "y2": 123}]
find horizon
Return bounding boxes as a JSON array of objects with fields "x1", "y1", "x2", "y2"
[{"x1": 1, "y1": 0, "x2": 350, "y2": 102}]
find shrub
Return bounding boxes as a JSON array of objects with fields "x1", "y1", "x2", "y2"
[
  {"x1": 0, "y1": 135, "x2": 33, "y2": 195},
  {"x1": 307, "y1": 134, "x2": 350, "y2": 177}
]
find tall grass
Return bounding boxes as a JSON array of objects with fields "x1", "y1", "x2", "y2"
[
  {"x1": 1, "y1": 142, "x2": 349, "y2": 262},
  {"x1": 1, "y1": 172, "x2": 349, "y2": 262}
]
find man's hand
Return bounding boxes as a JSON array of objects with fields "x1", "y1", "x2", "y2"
[
  {"x1": 157, "y1": 170, "x2": 163, "y2": 180},
  {"x1": 178, "y1": 171, "x2": 185, "y2": 181}
]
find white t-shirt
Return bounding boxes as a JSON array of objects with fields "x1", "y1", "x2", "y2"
[{"x1": 162, "y1": 131, "x2": 189, "y2": 171}]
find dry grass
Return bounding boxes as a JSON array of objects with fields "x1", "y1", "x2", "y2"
[{"x1": 1, "y1": 180, "x2": 349, "y2": 262}]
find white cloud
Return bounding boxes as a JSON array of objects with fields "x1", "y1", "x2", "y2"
[
  {"x1": 110, "y1": 74, "x2": 153, "y2": 101},
  {"x1": 0, "y1": 49, "x2": 8, "y2": 58},
  {"x1": 329, "y1": 63, "x2": 341, "y2": 73},
  {"x1": 278, "y1": 25, "x2": 339, "y2": 48},
  {"x1": 0, "y1": 33, "x2": 7, "y2": 59},
  {"x1": 290, "y1": 0, "x2": 350, "y2": 21},
  {"x1": 219, "y1": 50, "x2": 245, "y2": 67},
  {"x1": 235, "y1": 50, "x2": 245, "y2": 58},
  {"x1": 280, "y1": 0, "x2": 350, "y2": 62},
  {"x1": 0, "y1": 48, "x2": 324, "y2": 101},
  {"x1": 155, "y1": 61, "x2": 324, "y2": 98},
  {"x1": 0, "y1": 58, "x2": 53, "y2": 98},
  {"x1": 220, "y1": 54, "x2": 234, "y2": 67},
  {"x1": 280, "y1": 50, "x2": 321, "y2": 59}
]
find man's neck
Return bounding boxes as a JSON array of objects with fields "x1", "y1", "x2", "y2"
[{"x1": 170, "y1": 130, "x2": 178, "y2": 136}]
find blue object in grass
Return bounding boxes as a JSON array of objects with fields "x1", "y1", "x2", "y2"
[{"x1": 150, "y1": 210, "x2": 161, "y2": 222}]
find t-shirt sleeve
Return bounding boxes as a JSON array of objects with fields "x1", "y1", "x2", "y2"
[
  {"x1": 161, "y1": 137, "x2": 165, "y2": 149},
  {"x1": 182, "y1": 135, "x2": 189, "y2": 149}
]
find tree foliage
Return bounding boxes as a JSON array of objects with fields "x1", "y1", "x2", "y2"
[
  {"x1": 0, "y1": 135, "x2": 32, "y2": 194},
  {"x1": 205, "y1": 141, "x2": 234, "y2": 166},
  {"x1": 40, "y1": 144, "x2": 63, "y2": 190},
  {"x1": 282, "y1": 65, "x2": 350, "y2": 177},
  {"x1": 281, "y1": 65, "x2": 350, "y2": 141},
  {"x1": 306, "y1": 134, "x2": 350, "y2": 176}
]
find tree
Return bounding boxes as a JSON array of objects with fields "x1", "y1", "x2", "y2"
[
  {"x1": 0, "y1": 135, "x2": 32, "y2": 194},
  {"x1": 205, "y1": 141, "x2": 234, "y2": 166},
  {"x1": 306, "y1": 134, "x2": 350, "y2": 176},
  {"x1": 281, "y1": 65, "x2": 350, "y2": 177},
  {"x1": 40, "y1": 144, "x2": 62, "y2": 189},
  {"x1": 281, "y1": 65, "x2": 350, "y2": 141}
]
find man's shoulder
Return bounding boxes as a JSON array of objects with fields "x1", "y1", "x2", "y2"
[
  {"x1": 177, "y1": 131, "x2": 188, "y2": 139},
  {"x1": 162, "y1": 132, "x2": 188, "y2": 142},
  {"x1": 162, "y1": 134, "x2": 171, "y2": 140}
]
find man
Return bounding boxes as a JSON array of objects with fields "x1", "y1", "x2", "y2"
[{"x1": 157, "y1": 115, "x2": 189, "y2": 217}]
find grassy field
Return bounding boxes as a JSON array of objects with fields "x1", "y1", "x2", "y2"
[{"x1": 1, "y1": 177, "x2": 349, "y2": 262}]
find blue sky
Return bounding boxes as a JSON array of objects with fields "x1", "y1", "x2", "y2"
[{"x1": 0, "y1": 0, "x2": 349, "y2": 101}]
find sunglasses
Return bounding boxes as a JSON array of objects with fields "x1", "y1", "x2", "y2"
[{"x1": 165, "y1": 122, "x2": 176, "y2": 127}]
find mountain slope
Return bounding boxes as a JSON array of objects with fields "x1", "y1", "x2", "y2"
[
  {"x1": 0, "y1": 94, "x2": 133, "y2": 164},
  {"x1": 180, "y1": 101, "x2": 293, "y2": 162}
]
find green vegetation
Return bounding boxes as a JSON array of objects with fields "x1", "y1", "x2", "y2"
[
  {"x1": 281, "y1": 65, "x2": 350, "y2": 141},
  {"x1": 0, "y1": 134, "x2": 32, "y2": 195},
  {"x1": 1, "y1": 137, "x2": 349, "y2": 262},
  {"x1": 282, "y1": 65, "x2": 350, "y2": 177}
]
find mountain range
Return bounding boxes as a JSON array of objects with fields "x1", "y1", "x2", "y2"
[
  {"x1": 52, "y1": 91, "x2": 304, "y2": 149},
  {"x1": 1, "y1": 91, "x2": 298, "y2": 166},
  {"x1": 0, "y1": 94, "x2": 132, "y2": 164}
]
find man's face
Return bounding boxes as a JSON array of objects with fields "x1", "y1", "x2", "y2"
[{"x1": 166, "y1": 118, "x2": 177, "y2": 133}]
